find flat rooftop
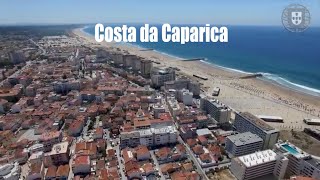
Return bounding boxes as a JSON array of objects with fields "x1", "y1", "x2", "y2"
[
  {"x1": 207, "y1": 98, "x2": 224, "y2": 108},
  {"x1": 196, "y1": 128, "x2": 212, "y2": 136},
  {"x1": 152, "y1": 126, "x2": 176, "y2": 134},
  {"x1": 227, "y1": 132, "x2": 263, "y2": 146},
  {"x1": 257, "y1": 115, "x2": 283, "y2": 120},
  {"x1": 237, "y1": 149, "x2": 277, "y2": 168},
  {"x1": 239, "y1": 112, "x2": 276, "y2": 132},
  {"x1": 304, "y1": 118, "x2": 320, "y2": 123},
  {"x1": 47, "y1": 141, "x2": 69, "y2": 155}
]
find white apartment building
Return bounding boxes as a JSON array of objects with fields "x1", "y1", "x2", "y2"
[
  {"x1": 120, "y1": 126, "x2": 178, "y2": 149},
  {"x1": 153, "y1": 104, "x2": 166, "y2": 119},
  {"x1": 230, "y1": 149, "x2": 288, "y2": 180},
  {"x1": 274, "y1": 142, "x2": 320, "y2": 179},
  {"x1": 167, "y1": 95, "x2": 181, "y2": 117},
  {"x1": 139, "y1": 129, "x2": 154, "y2": 147},
  {"x1": 153, "y1": 126, "x2": 177, "y2": 146},
  {"x1": 176, "y1": 89, "x2": 193, "y2": 106}
]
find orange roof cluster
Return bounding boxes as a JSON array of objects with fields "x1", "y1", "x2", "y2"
[
  {"x1": 97, "y1": 168, "x2": 120, "y2": 180},
  {"x1": 161, "y1": 162, "x2": 181, "y2": 174},
  {"x1": 75, "y1": 142, "x2": 97, "y2": 157}
]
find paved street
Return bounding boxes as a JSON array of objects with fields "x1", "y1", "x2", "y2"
[
  {"x1": 150, "y1": 151, "x2": 166, "y2": 180},
  {"x1": 178, "y1": 136, "x2": 209, "y2": 180},
  {"x1": 114, "y1": 139, "x2": 127, "y2": 180}
]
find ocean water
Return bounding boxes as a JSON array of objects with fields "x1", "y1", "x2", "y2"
[{"x1": 83, "y1": 24, "x2": 320, "y2": 97}]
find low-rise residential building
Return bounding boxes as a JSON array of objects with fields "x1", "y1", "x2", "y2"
[
  {"x1": 27, "y1": 162, "x2": 45, "y2": 180},
  {"x1": 29, "y1": 151, "x2": 44, "y2": 164},
  {"x1": 155, "y1": 144, "x2": 187, "y2": 164},
  {"x1": 0, "y1": 99, "x2": 9, "y2": 113},
  {"x1": 94, "y1": 127, "x2": 103, "y2": 140},
  {"x1": 72, "y1": 155, "x2": 91, "y2": 175},
  {"x1": 75, "y1": 142, "x2": 97, "y2": 160},
  {"x1": 45, "y1": 166, "x2": 57, "y2": 180},
  {"x1": 56, "y1": 164, "x2": 70, "y2": 180},
  {"x1": 46, "y1": 141, "x2": 70, "y2": 166},
  {"x1": 135, "y1": 145, "x2": 150, "y2": 161},
  {"x1": 68, "y1": 116, "x2": 86, "y2": 137}
]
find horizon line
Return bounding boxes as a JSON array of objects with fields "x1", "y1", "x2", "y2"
[{"x1": 0, "y1": 22, "x2": 320, "y2": 28}]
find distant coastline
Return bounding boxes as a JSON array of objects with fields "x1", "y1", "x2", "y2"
[
  {"x1": 74, "y1": 26, "x2": 320, "y2": 129},
  {"x1": 81, "y1": 25, "x2": 320, "y2": 97}
]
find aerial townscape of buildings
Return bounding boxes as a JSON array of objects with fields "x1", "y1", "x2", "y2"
[{"x1": 0, "y1": 26, "x2": 319, "y2": 180}]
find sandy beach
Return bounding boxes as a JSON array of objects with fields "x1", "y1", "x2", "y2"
[{"x1": 72, "y1": 28, "x2": 320, "y2": 131}]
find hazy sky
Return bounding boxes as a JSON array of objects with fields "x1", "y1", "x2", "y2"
[{"x1": 0, "y1": 0, "x2": 319, "y2": 26}]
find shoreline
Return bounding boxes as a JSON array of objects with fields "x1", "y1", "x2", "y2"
[
  {"x1": 81, "y1": 26, "x2": 320, "y2": 97},
  {"x1": 82, "y1": 26, "x2": 320, "y2": 98},
  {"x1": 73, "y1": 27, "x2": 320, "y2": 131}
]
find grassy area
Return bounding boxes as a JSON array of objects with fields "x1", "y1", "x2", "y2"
[{"x1": 279, "y1": 130, "x2": 320, "y2": 156}]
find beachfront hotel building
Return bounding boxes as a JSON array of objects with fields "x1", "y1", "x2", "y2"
[
  {"x1": 225, "y1": 132, "x2": 263, "y2": 157},
  {"x1": 164, "y1": 78, "x2": 201, "y2": 96},
  {"x1": 140, "y1": 59, "x2": 153, "y2": 78},
  {"x1": 151, "y1": 67, "x2": 175, "y2": 88},
  {"x1": 123, "y1": 54, "x2": 137, "y2": 68},
  {"x1": 200, "y1": 98, "x2": 231, "y2": 124},
  {"x1": 230, "y1": 149, "x2": 289, "y2": 180},
  {"x1": 234, "y1": 112, "x2": 279, "y2": 149},
  {"x1": 274, "y1": 142, "x2": 320, "y2": 179}
]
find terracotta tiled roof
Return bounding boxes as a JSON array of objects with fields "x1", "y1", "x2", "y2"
[
  {"x1": 74, "y1": 155, "x2": 90, "y2": 165},
  {"x1": 155, "y1": 147, "x2": 171, "y2": 159},
  {"x1": 45, "y1": 166, "x2": 57, "y2": 178},
  {"x1": 56, "y1": 164, "x2": 70, "y2": 177},
  {"x1": 187, "y1": 139, "x2": 197, "y2": 147},
  {"x1": 135, "y1": 145, "x2": 149, "y2": 158},
  {"x1": 192, "y1": 145, "x2": 204, "y2": 155},
  {"x1": 200, "y1": 153, "x2": 212, "y2": 162}
]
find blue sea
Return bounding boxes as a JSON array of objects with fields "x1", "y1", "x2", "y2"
[{"x1": 83, "y1": 24, "x2": 320, "y2": 97}]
